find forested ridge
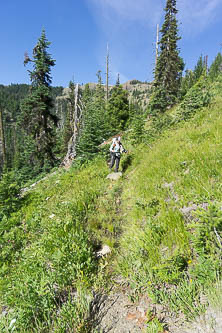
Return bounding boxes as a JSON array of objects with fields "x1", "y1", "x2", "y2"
[{"x1": 1, "y1": 0, "x2": 222, "y2": 332}]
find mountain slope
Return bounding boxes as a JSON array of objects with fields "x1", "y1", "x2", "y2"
[
  {"x1": 0, "y1": 75, "x2": 222, "y2": 332},
  {"x1": 116, "y1": 77, "x2": 222, "y2": 331}
]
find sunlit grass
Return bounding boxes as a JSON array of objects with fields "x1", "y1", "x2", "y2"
[
  {"x1": 117, "y1": 89, "x2": 222, "y2": 322},
  {"x1": 1, "y1": 77, "x2": 222, "y2": 331}
]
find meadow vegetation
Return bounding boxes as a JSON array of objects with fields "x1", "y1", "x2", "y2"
[
  {"x1": 117, "y1": 73, "x2": 222, "y2": 330},
  {"x1": 0, "y1": 73, "x2": 222, "y2": 331}
]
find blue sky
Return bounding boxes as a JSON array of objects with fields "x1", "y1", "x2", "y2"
[{"x1": 1, "y1": 0, "x2": 222, "y2": 87}]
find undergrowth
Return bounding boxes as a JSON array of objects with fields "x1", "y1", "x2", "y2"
[
  {"x1": 1, "y1": 74, "x2": 222, "y2": 332},
  {"x1": 0, "y1": 157, "x2": 117, "y2": 332},
  {"x1": 117, "y1": 74, "x2": 222, "y2": 328}
]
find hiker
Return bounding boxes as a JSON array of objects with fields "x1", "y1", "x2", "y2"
[{"x1": 109, "y1": 136, "x2": 126, "y2": 172}]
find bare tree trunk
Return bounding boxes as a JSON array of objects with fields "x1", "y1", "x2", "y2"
[
  {"x1": 106, "y1": 43, "x2": 109, "y2": 101},
  {"x1": 62, "y1": 84, "x2": 83, "y2": 168},
  {"x1": 155, "y1": 24, "x2": 159, "y2": 66},
  {"x1": 0, "y1": 107, "x2": 6, "y2": 169}
]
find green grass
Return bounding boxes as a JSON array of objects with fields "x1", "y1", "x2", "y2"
[
  {"x1": 1, "y1": 75, "x2": 222, "y2": 331},
  {"x1": 116, "y1": 78, "x2": 222, "y2": 324},
  {"x1": 0, "y1": 157, "x2": 113, "y2": 332}
]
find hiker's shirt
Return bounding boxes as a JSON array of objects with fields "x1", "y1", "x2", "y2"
[
  {"x1": 109, "y1": 139, "x2": 117, "y2": 152},
  {"x1": 110, "y1": 142, "x2": 123, "y2": 157}
]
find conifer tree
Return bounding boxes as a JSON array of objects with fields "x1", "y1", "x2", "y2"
[
  {"x1": 94, "y1": 70, "x2": 106, "y2": 112},
  {"x1": 193, "y1": 55, "x2": 205, "y2": 81},
  {"x1": 20, "y1": 29, "x2": 58, "y2": 170},
  {"x1": 77, "y1": 71, "x2": 109, "y2": 158},
  {"x1": 129, "y1": 102, "x2": 145, "y2": 144},
  {"x1": 107, "y1": 76, "x2": 129, "y2": 131},
  {"x1": 208, "y1": 52, "x2": 222, "y2": 81},
  {"x1": 150, "y1": 0, "x2": 184, "y2": 115},
  {"x1": 179, "y1": 69, "x2": 195, "y2": 99},
  {"x1": 116, "y1": 73, "x2": 120, "y2": 86}
]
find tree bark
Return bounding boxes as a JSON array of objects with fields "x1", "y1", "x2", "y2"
[
  {"x1": 155, "y1": 24, "x2": 159, "y2": 66},
  {"x1": 0, "y1": 107, "x2": 6, "y2": 169},
  {"x1": 62, "y1": 84, "x2": 83, "y2": 167},
  {"x1": 106, "y1": 43, "x2": 109, "y2": 101}
]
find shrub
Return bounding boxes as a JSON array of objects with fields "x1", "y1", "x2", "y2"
[
  {"x1": 176, "y1": 75, "x2": 211, "y2": 120},
  {"x1": 0, "y1": 170, "x2": 22, "y2": 218}
]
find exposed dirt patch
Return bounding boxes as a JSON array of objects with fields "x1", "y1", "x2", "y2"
[
  {"x1": 90, "y1": 290, "x2": 151, "y2": 332},
  {"x1": 172, "y1": 307, "x2": 222, "y2": 333},
  {"x1": 89, "y1": 281, "x2": 222, "y2": 333}
]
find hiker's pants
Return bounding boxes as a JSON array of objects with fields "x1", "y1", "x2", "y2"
[{"x1": 110, "y1": 152, "x2": 120, "y2": 172}]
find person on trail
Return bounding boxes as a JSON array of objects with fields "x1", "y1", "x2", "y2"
[{"x1": 109, "y1": 136, "x2": 126, "y2": 172}]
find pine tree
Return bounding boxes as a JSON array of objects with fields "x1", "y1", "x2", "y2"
[
  {"x1": 94, "y1": 70, "x2": 106, "y2": 112},
  {"x1": 150, "y1": 0, "x2": 184, "y2": 115},
  {"x1": 129, "y1": 103, "x2": 145, "y2": 144},
  {"x1": 208, "y1": 52, "x2": 222, "y2": 81},
  {"x1": 193, "y1": 55, "x2": 205, "y2": 81},
  {"x1": 76, "y1": 71, "x2": 109, "y2": 159},
  {"x1": 107, "y1": 76, "x2": 129, "y2": 131},
  {"x1": 20, "y1": 29, "x2": 58, "y2": 170},
  {"x1": 179, "y1": 69, "x2": 195, "y2": 99},
  {"x1": 116, "y1": 73, "x2": 120, "y2": 87}
]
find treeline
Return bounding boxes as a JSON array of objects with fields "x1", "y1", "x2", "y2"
[{"x1": 0, "y1": 30, "x2": 139, "y2": 182}]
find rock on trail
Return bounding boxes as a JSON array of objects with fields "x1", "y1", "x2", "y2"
[{"x1": 106, "y1": 172, "x2": 123, "y2": 181}]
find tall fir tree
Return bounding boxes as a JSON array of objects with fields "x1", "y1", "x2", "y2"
[
  {"x1": 179, "y1": 69, "x2": 195, "y2": 99},
  {"x1": 76, "y1": 71, "x2": 109, "y2": 158},
  {"x1": 208, "y1": 52, "x2": 222, "y2": 81},
  {"x1": 107, "y1": 76, "x2": 129, "y2": 131},
  {"x1": 20, "y1": 29, "x2": 58, "y2": 172},
  {"x1": 150, "y1": 0, "x2": 184, "y2": 115},
  {"x1": 193, "y1": 55, "x2": 205, "y2": 81}
]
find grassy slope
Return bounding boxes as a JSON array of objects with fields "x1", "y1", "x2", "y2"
[
  {"x1": 117, "y1": 81, "x2": 222, "y2": 327},
  {"x1": 121, "y1": 99, "x2": 222, "y2": 274},
  {"x1": 0, "y1": 77, "x2": 222, "y2": 332},
  {"x1": 0, "y1": 159, "x2": 112, "y2": 331}
]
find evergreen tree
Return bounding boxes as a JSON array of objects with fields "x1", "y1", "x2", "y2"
[
  {"x1": 116, "y1": 73, "x2": 120, "y2": 86},
  {"x1": 150, "y1": 0, "x2": 184, "y2": 115},
  {"x1": 193, "y1": 55, "x2": 205, "y2": 81},
  {"x1": 208, "y1": 52, "x2": 222, "y2": 81},
  {"x1": 77, "y1": 71, "x2": 109, "y2": 158},
  {"x1": 107, "y1": 77, "x2": 129, "y2": 131},
  {"x1": 129, "y1": 102, "x2": 145, "y2": 144},
  {"x1": 20, "y1": 29, "x2": 58, "y2": 171},
  {"x1": 82, "y1": 83, "x2": 93, "y2": 104},
  {"x1": 94, "y1": 70, "x2": 106, "y2": 113},
  {"x1": 0, "y1": 84, "x2": 63, "y2": 173},
  {"x1": 179, "y1": 69, "x2": 195, "y2": 99},
  {"x1": 0, "y1": 170, "x2": 22, "y2": 218}
]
